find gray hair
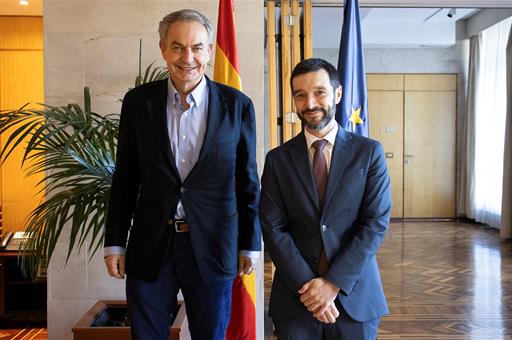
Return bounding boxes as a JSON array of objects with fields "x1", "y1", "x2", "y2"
[{"x1": 158, "y1": 9, "x2": 214, "y2": 45}]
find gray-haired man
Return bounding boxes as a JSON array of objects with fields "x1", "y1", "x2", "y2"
[{"x1": 104, "y1": 9, "x2": 261, "y2": 340}]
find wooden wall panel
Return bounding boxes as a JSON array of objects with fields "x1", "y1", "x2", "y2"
[
  {"x1": 404, "y1": 74, "x2": 457, "y2": 91},
  {"x1": 303, "y1": 0, "x2": 313, "y2": 59},
  {"x1": 368, "y1": 89, "x2": 404, "y2": 218},
  {"x1": 0, "y1": 16, "x2": 43, "y2": 50},
  {"x1": 0, "y1": 17, "x2": 44, "y2": 234},
  {"x1": 267, "y1": 1, "x2": 278, "y2": 150},
  {"x1": 267, "y1": 1, "x2": 312, "y2": 147},
  {"x1": 290, "y1": 0, "x2": 301, "y2": 138},
  {"x1": 367, "y1": 74, "x2": 403, "y2": 91},
  {"x1": 280, "y1": 0, "x2": 293, "y2": 143}
]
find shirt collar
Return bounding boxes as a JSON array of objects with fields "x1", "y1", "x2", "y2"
[
  {"x1": 168, "y1": 76, "x2": 208, "y2": 109},
  {"x1": 305, "y1": 121, "x2": 338, "y2": 150}
]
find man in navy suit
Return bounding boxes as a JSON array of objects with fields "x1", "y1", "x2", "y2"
[
  {"x1": 103, "y1": 9, "x2": 261, "y2": 340},
  {"x1": 261, "y1": 58, "x2": 391, "y2": 339}
]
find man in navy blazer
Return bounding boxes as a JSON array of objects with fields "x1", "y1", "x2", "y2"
[
  {"x1": 103, "y1": 9, "x2": 261, "y2": 340},
  {"x1": 261, "y1": 58, "x2": 391, "y2": 339}
]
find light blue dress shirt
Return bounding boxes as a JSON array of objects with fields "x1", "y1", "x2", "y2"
[{"x1": 168, "y1": 77, "x2": 208, "y2": 219}]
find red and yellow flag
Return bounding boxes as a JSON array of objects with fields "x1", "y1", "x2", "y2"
[
  {"x1": 214, "y1": 0, "x2": 242, "y2": 91},
  {"x1": 213, "y1": 1, "x2": 256, "y2": 339}
]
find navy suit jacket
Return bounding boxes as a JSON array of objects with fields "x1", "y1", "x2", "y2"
[
  {"x1": 105, "y1": 77, "x2": 261, "y2": 284},
  {"x1": 260, "y1": 126, "x2": 391, "y2": 322}
]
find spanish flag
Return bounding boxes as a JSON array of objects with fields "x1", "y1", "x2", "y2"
[{"x1": 213, "y1": 1, "x2": 256, "y2": 339}]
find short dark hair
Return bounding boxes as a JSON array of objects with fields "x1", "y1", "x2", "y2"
[
  {"x1": 290, "y1": 58, "x2": 340, "y2": 92},
  {"x1": 159, "y1": 9, "x2": 214, "y2": 45}
]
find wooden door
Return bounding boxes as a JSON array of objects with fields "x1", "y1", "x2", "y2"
[
  {"x1": 403, "y1": 75, "x2": 456, "y2": 218},
  {"x1": 367, "y1": 74, "x2": 404, "y2": 218},
  {"x1": 368, "y1": 74, "x2": 456, "y2": 218}
]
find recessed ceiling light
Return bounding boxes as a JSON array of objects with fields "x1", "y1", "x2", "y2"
[{"x1": 19, "y1": 0, "x2": 29, "y2": 5}]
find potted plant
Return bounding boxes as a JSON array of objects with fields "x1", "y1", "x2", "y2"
[
  {"x1": 72, "y1": 300, "x2": 190, "y2": 340},
  {"x1": 0, "y1": 62, "x2": 167, "y2": 280}
]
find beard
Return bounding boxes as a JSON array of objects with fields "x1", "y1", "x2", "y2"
[{"x1": 297, "y1": 101, "x2": 336, "y2": 131}]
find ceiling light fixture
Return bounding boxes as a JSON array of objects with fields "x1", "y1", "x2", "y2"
[
  {"x1": 447, "y1": 8, "x2": 457, "y2": 18},
  {"x1": 19, "y1": 0, "x2": 29, "y2": 5}
]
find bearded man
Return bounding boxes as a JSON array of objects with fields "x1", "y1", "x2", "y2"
[{"x1": 260, "y1": 58, "x2": 391, "y2": 340}]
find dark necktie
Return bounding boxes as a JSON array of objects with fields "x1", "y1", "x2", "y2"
[
  {"x1": 312, "y1": 139, "x2": 329, "y2": 275},
  {"x1": 312, "y1": 139, "x2": 328, "y2": 205}
]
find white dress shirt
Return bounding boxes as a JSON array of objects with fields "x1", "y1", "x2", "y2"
[{"x1": 304, "y1": 122, "x2": 338, "y2": 172}]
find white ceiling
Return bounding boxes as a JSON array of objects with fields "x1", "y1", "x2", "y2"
[{"x1": 313, "y1": 7, "x2": 480, "y2": 48}]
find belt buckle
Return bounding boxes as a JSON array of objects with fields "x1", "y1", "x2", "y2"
[{"x1": 174, "y1": 220, "x2": 189, "y2": 233}]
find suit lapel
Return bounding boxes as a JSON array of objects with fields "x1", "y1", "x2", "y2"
[
  {"x1": 289, "y1": 133, "x2": 321, "y2": 211},
  {"x1": 323, "y1": 126, "x2": 352, "y2": 210},
  {"x1": 196, "y1": 78, "x2": 226, "y2": 165},
  {"x1": 145, "y1": 79, "x2": 180, "y2": 179}
]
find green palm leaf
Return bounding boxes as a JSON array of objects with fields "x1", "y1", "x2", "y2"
[
  {"x1": 0, "y1": 87, "x2": 119, "y2": 279},
  {"x1": 135, "y1": 61, "x2": 169, "y2": 87}
]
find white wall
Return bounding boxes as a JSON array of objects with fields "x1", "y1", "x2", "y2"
[
  {"x1": 315, "y1": 46, "x2": 467, "y2": 74},
  {"x1": 43, "y1": 1, "x2": 264, "y2": 339}
]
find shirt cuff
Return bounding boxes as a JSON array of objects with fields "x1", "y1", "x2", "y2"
[
  {"x1": 104, "y1": 246, "x2": 126, "y2": 258},
  {"x1": 104, "y1": 248, "x2": 259, "y2": 260},
  {"x1": 239, "y1": 250, "x2": 260, "y2": 260}
]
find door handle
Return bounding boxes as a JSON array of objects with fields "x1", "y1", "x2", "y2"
[{"x1": 404, "y1": 154, "x2": 415, "y2": 164}]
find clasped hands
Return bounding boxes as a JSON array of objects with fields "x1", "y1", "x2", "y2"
[{"x1": 298, "y1": 277, "x2": 340, "y2": 324}]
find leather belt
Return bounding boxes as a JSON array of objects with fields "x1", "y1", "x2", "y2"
[{"x1": 168, "y1": 219, "x2": 190, "y2": 233}]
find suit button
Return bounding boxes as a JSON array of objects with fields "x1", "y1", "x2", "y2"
[
  {"x1": 180, "y1": 187, "x2": 186, "y2": 194},
  {"x1": 321, "y1": 225, "x2": 327, "y2": 232}
]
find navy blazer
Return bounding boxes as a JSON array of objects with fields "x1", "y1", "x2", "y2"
[
  {"x1": 105, "y1": 77, "x2": 261, "y2": 284},
  {"x1": 260, "y1": 126, "x2": 391, "y2": 322}
]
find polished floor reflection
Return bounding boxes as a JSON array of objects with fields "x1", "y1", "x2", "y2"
[
  {"x1": 0, "y1": 328, "x2": 46, "y2": 339},
  {"x1": 265, "y1": 221, "x2": 512, "y2": 339}
]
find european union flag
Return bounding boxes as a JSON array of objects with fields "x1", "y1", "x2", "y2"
[{"x1": 336, "y1": 0, "x2": 368, "y2": 137}]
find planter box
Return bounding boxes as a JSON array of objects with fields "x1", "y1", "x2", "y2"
[{"x1": 72, "y1": 300, "x2": 190, "y2": 340}]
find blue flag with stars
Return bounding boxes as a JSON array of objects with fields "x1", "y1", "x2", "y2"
[{"x1": 336, "y1": 0, "x2": 368, "y2": 137}]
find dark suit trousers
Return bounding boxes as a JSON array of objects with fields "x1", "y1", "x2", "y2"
[
  {"x1": 126, "y1": 231, "x2": 233, "y2": 340},
  {"x1": 273, "y1": 301, "x2": 380, "y2": 340}
]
